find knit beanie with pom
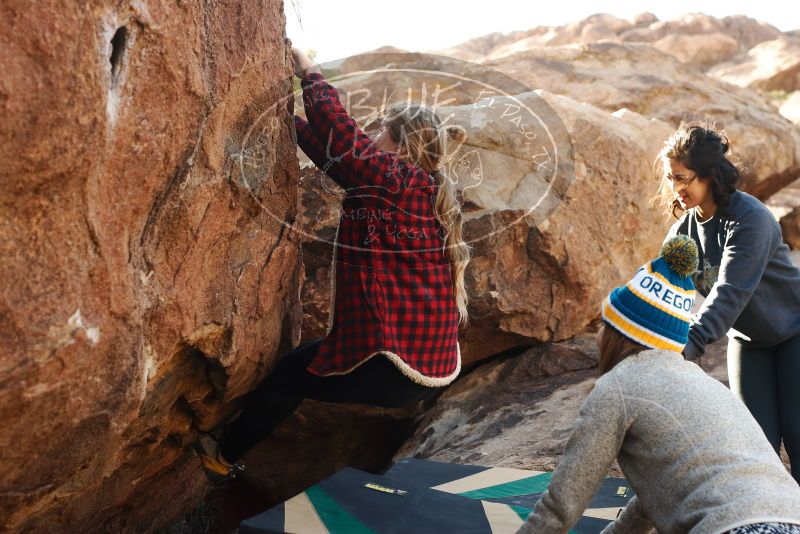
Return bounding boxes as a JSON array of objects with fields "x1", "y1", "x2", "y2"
[{"x1": 602, "y1": 235, "x2": 699, "y2": 353}]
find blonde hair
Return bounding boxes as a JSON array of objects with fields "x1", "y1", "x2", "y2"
[{"x1": 383, "y1": 102, "x2": 471, "y2": 324}]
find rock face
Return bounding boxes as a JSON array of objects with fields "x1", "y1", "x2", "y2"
[
  {"x1": 451, "y1": 92, "x2": 674, "y2": 362},
  {"x1": 709, "y1": 36, "x2": 800, "y2": 93},
  {"x1": 781, "y1": 210, "x2": 800, "y2": 250},
  {"x1": 429, "y1": 10, "x2": 800, "y2": 145},
  {"x1": 296, "y1": 168, "x2": 344, "y2": 343},
  {"x1": 395, "y1": 333, "x2": 729, "y2": 473},
  {"x1": 336, "y1": 43, "x2": 800, "y2": 202},
  {"x1": 295, "y1": 65, "x2": 675, "y2": 362},
  {"x1": 619, "y1": 13, "x2": 779, "y2": 51},
  {"x1": 650, "y1": 32, "x2": 739, "y2": 70},
  {"x1": 766, "y1": 178, "x2": 800, "y2": 250},
  {"x1": 0, "y1": 1, "x2": 302, "y2": 531},
  {"x1": 482, "y1": 42, "x2": 800, "y2": 199},
  {"x1": 781, "y1": 92, "x2": 800, "y2": 125},
  {"x1": 296, "y1": 44, "x2": 800, "y2": 362},
  {"x1": 435, "y1": 12, "x2": 780, "y2": 68},
  {"x1": 397, "y1": 334, "x2": 602, "y2": 471},
  {"x1": 714, "y1": 14, "x2": 782, "y2": 51}
]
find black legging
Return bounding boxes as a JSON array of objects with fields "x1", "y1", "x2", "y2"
[
  {"x1": 727, "y1": 334, "x2": 800, "y2": 483},
  {"x1": 220, "y1": 338, "x2": 444, "y2": 462}
]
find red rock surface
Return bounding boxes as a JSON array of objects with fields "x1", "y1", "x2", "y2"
[
  {"x1": 395, "y1": 333, "x2": 734, "y2": 474},
  {"x1": 5, "y1": 6, "x2": 800, "y2": 531},
  {"x1": 0, "y1": 1, "x2": 302, "y2": 531},
  {"x1": 294, "y1": 78, "x2": 677, "y2": 363}
]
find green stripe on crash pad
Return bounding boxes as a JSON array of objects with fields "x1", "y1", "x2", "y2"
[
  {"x1": 510, "y1": 504, "x2": 530, "y2": 521},
  {"x1": 459, "y1": 472, "x2": 553, "y2": 500},
  {"x1": 305, "y1": 485, "x2": 375, "y2": 534}
]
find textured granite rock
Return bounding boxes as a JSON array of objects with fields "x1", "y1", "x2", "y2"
[{"x1": 0, "y1": 1, "x2": 302, "y2": 531}]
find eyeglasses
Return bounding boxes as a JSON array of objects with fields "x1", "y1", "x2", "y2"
[{"x1": 665, "y1": 172, "x2": 697, "y2": 188}]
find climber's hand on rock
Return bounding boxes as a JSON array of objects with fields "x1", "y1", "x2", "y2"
[{"x1": 292, "y1": 47, "x2": 321, "y2": 78}]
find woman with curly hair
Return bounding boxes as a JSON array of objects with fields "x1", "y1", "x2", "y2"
[{"x1": 656, "y1": 122, "x2": 800, "y2": 482}]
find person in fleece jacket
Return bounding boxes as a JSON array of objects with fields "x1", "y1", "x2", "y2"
[{"x1": 516, "y1": 236, "x2": 800, "y2": 534}]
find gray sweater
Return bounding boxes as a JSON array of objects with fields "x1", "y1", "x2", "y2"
[
  {"x1": 517, "y1": 349, "x2": 800, "y2": 534},
  {"x1": 664, "y1": 191, "x2": 800, "y2": 359}
]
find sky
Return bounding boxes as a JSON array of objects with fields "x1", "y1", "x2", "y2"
[{"x1": 284, "y1": 0, "x2": 800, "y2": 63}]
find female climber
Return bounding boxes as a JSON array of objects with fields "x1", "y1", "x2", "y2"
[
  {"x1": 517, "y1": 236, "x2": 800, "y2": 534},
  {"x1": 194, "y1": 47, "x2": 470, "y2": 479},
  {"x1": 656, "y1": 122, "x2": 800, "y2": 483}
]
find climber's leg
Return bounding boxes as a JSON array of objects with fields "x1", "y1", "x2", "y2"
[
  {"x1": 776, "y1": 334, "x2": 800, "y2": 483},
  {"x1": 219, "y1": 338, "x2": 324, "y2": 463},
  {"x1": 220, "y1": 345, "x2": 445, "y2": 462},
  {"x1": 728, "y1": 339, "x2": 781, "y2": 453}
]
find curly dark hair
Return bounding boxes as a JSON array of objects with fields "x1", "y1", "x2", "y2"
[{"x1": 654, "y1": 121, "x2": 742, "y2": 219}]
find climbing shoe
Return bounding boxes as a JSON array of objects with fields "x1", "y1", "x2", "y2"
[{"x1": 193, "y1": 433, "x2": 246, "y2": 482}]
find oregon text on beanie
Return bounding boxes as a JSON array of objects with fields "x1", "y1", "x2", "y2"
[{"x1": 602, "y1": 235, "x2": 699, "y2": 352}]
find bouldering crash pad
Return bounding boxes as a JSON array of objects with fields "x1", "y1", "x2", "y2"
[{"x1": 240, "y1": 458, "x2": 634, "y2": 533}]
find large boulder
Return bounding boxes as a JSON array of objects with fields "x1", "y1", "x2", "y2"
[
  {"x1": 781, "y1": 209, "x2": 800, "y2": 250},
  {"x1": 718, "y1": 15, "x2": 783, "y2": 50},
  {"x1": 781, "y1": 91, "x2": 800, "y2": 125},
  {"x1": 295, "y1": 65, "x2": 675, "y2": 362},
  {"x1": 432, "y1": 12, "x2": 657, "y2": 62},
  {"x1": 437, "y1": 13, "x2": 779, "y2": 69},
  {"x1": 396, "y1": 332, "x2": 730, "y2": 472},
  {"x1": 0, "y1": 1, "x2": 302, "y2": 531},
  {"x1": 329, "y1": 44, "x2": 800, "y2": 201},
  {"x1": 650, "y1": 32, "x2": 740, "y2": 70},
  {"x1": 482, "y1": 42, "x2": 800, "y2": 199},
  {"x1": 619, "y1": 12, "x2": 779, "y2": 51},
  {"x1": 766, "y1": 178, "x2": 800, "y2": 250},
  {"x1": 297, "y1": 45, "x2": 800, "y2": 362},
  {"x1": 397, "y1": 334, "x2": 603, "y2": 471},
  {"x1": 709, "y1": 36, "x2": 800, "y2": 93},
  {"x1": 296, "y1": 168, "x2": 344, "y2": 343},
  {"x1": 452, "y1": 92, "x2": 674, "y2": 361}
]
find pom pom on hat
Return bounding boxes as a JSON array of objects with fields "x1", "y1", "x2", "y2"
[{"x1": 660, "y1": 235, "x2": 699, "y2": 278}]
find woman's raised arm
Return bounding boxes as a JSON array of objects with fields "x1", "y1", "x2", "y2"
[{"x1": 294, "y1": 115, "x2": 347, "y2": 186}]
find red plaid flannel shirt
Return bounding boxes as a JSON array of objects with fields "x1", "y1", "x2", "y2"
[{"x1": 294, "y1": 72, "x2": 460, "y2": 386}]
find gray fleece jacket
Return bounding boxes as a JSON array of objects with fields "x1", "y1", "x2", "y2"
[
  {"x1": 664, "y1": 190, "x2": 800, "y2": 359},
  {"x1": 516, "y1": 349, "x2": 800, "y2": 534}
]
